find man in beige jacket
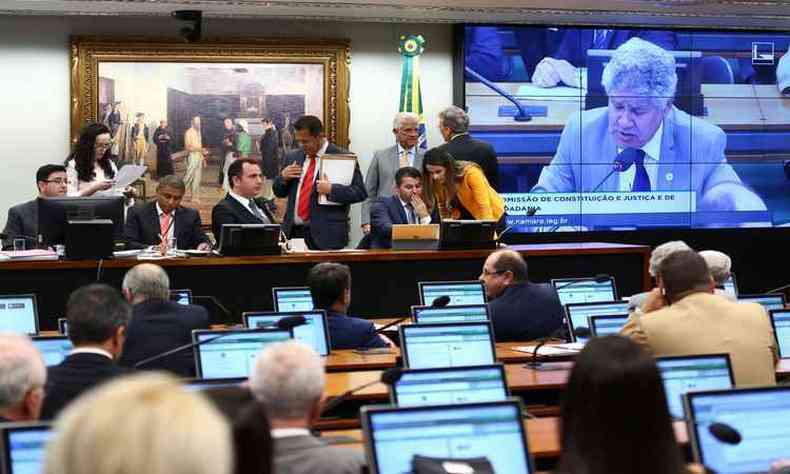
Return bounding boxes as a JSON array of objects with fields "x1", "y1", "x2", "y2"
[{"x1": 620, "y1": 250, "x2": 777, "y2": 387}]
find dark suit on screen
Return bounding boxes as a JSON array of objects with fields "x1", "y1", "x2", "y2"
[
  {"x1": 489, "y1": 282, "x2": 564, "y2": 342},
  {"x1": 438, "y1": 134, "x2": 500, "y2": 191},
  {"x1": 326, "y1": 311, "x2": 387, "y2": 350},
  {"x1": 211, "y1": 194, "x2": 276, "y2": 242},
  {"x1": 553, "y1": 29, "x2": 678, "y2": 67},
  {"x1": 2, "y1": 199, "x2": 38, "y2": 247},
  {"x1": 124, "y1": 201, "x2": 210, "y2": 250}
]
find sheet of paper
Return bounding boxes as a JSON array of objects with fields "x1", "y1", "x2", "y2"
[
  {"x1": 318, "y1": 155, "x2": 357, "y2": 206},
  {"x1": 112, "y1": 165, "x2": 147, "y2": 190}
]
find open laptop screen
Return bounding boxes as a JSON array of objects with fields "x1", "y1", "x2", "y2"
[
  {"x1": 170, "y1": 289, "x2": 192, "y2": 305},
  {"x1": 0, "y1": 423, "x2": 52, "y2": 474},
  {"x1": 656, "y1": 354, "x2": 734, "y2": 420},
  {"x1": 391, "y1": 365, "x2": 508, "y2": 406},
  {"x1": 399, "y1": 322, "x2": 496, "y2": 369},
  {"x1": 361, "y1": 400, "x2": 533, "y2": 474},
  {"x1": 738, "y1": 294, "x2": 786, "y2": 312},
  {"x1": 0, "y1": 295, "x2": 38, "y2": 335},
  {"x1": 588, "y1": 315, "x2": 629, "y2": 337},
  {"x1": 411, "y1": 304, "x2": 490, "y2": 324},
  {"x1": 721, "y1": 274, "x2": 738, "y2": 298},
  {"x1": 551, "y1": 277, "x2": 617, "y2": 306},
  {"x1": 243, "y1": 310, "x2": 330, "y2": 356},
  {"x1": 272, "y1": 287, "x2": 314, "y2": 312},
  {"x1": 770, "y1": 309, "x2": 790, "y2": 358},
  {"x1": 565, "y1": 301, "x2": 629, "y2": 342},
  {"x1": 193, "y1": 328, "x2": 292, "y2": 379},
  {"x1": 31, "y1": 336, "x2": 73, "y2": 367},
  {"x1": 418, "y1": 281, "x2": 486, "y2": 306}
]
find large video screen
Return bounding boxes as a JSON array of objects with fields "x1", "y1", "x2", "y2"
[{"x1": 463, "y1": 26, "x2": 790, "y2": 232}]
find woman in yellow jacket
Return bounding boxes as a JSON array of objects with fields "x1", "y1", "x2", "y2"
[{"x1": 422, "y1": 147, "x2": 506, "y2": 229}]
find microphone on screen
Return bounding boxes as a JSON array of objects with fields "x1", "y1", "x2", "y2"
[
  {"x1": 590, "y1": 148, "x2": 640, "y2": 193},
  {"x1": 321, "y1": 367, "x2": 402, "y2": 415}
]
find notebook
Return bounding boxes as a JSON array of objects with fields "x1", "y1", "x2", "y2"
[
  {"x1": 588, "y1": 314, "x2": 630, "y2": 337},
  {"x1": 192, "y1": 328, "x2": 292, "y2": 379},
  {"x1": 565, "y1": 301, "x2": 630, "y2": 342},
  {"x1": 0, "y1": 422, "x2": 52, "y2": 474},
  {"x1": 31, "y1": 336, "x2": 73, "y2": 367},
  {"x1": 0, "y1": 294, "x2": 38, "y2": 335},
  {"x1": 769, "y1": 309, "x2": 790, "y2": 358},
  {"x1": 656, "y1": 354, "x2": 734, "y2": 420},
  {"x1": 271, "y1": 287, "x2": 314, "y2": 312},
  {"x1": 551, "y1": 277, "x2": 617, "y2": 306}
]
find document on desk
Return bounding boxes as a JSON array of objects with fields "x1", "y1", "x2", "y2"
[
  {"x1": 512, "y1": 345, "x2": 581, "y2": 356},
  {"x1": 318, "y1": 154, "x2": 357, "y2": 206}
]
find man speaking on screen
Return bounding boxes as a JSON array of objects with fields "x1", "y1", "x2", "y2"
[{"x1": 532, "y1": 38, "x2": 765, "y2": 217}]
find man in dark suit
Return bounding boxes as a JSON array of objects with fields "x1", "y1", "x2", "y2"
[
  {"x1": 259, "y1": 117, "x2": 280, "y2": 199},
  {"x1": 273, "y1": 115, "x2": 367, "y2": 250},
  {"x1": 479, "y1": 249, "x2": 564, "y2": 342},
  {"x1": 118, "y1": 263, "x2": 209, "y2": 377},
  {"x1": 124, "y1": 175, "x2": 211, "y2": 251},
  {"x1": 307, "y1": 262, "x2": 391, "y2": 350},
  {"x1": 369, "y1": 167, "x2": 434, "y2": 249},
  {"x1": 2, "y1": 164, "x2": 68, "y2": 248},
  {"x1": 211, "y1": 158, "x2": 277, "y2": 241},
  {"x1": 40, "y1": 284, "x2": 132, "y2": 420},
  {"x1": 437, "y1": 106, "x2": 499, "y2": 190}
]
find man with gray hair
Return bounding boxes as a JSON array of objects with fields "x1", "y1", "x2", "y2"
[
  {"x1": 0, "y1": 333, "x2": 46, "y2": 422},
  {"x1": 629, "y1": 240, "x2": 691, "y2": 311},
  {"x1": 118, "y1": 263, "x2": 209, "y2": 376},
  {"x1": 361, "y1": 112, "x2": 425, "y2": 234},
  {"x1": 699, "y1": 249, "x2": 736, "y2": 300},
  {"x1": 250, "y1": 340, "x2": 366, "y2": 474},
  {"x1": 437, "y1": 105, "x2": 500, "y2": 190},
  {"x1": 533, "y1": 38, "x2": 758, "y2": 211}
]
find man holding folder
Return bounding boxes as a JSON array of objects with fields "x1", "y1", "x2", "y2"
[{"x1": 273, "y1": 115, "x2": 366, "y2": 250}]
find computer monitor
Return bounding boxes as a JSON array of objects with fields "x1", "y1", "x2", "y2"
[
  {"x1": 769, "y1": 309, "x2": 790, "y2": 358},
  {"x1": 399, "y1": 322, "x2": 496, "y2": 369},
  {"x1": 271, "y1": 287, "x2": 314, "y2": 312},
  {"x1": 411, "y1": 304, "x2": 490, "y2": 324},
  {"x1": 0, "y1": 422, "x2": 52, "y2": 474},
  {"x1": 170, "y1": 289, "x2": 192, "y2": 305},
  {"x1": 720, "y1": 274, "x2": 738, "y2": 298},
  {"x1": 37, "y1": 196, "x2": 125, "y2": 245},
  {"x1": 218, "y1": 223, "x2": 281, "y2": 256},
  {"x1": 390, "y1": 364, "x2": 508, "y2": 406},
  {"x1": 418, "y1": 281, "x2": 486, "y2": 306},
  {"x1": 31, "y1": 336, "x2": 73, "y2": 366},
  {"x1": 183, "y1": 377, "x2": 246, "y2": 391},
  {"x1": 192, "y1": 328, "x2": 293, "y2": 380},
  {"x1": 0, "y1": 294, "x2": 38, "y2": 335},
  {"x1": 588, "y1": 314, "x2": 629, "y2": 337},
  {"x1": 57, "y1": 318, "x2": 68, "y2": 336},
  {"x1": 551, "y1": 277, "x2": 618, "y2": 306},
  {"x1": 242, "y1": 310, "x2": 331, "y2": 356},
  {"x1": 361, "y1": 400, "x2": 534, "y2": 474},
  {"x1": 439, "y1": 219, "x2": 497, "y2": 250},
  {"x1": 565, "y1": 301, "x2": 630, "y2": 342},
  {"x1": 738, "y1": 294, "x2": 787, "y2": 312},
  {"x1": 656, "y1": 354, "x2": 734, "y2": 420},
  {"x1": 685, "y1": 386, "x2": 790, "y2": 473}
]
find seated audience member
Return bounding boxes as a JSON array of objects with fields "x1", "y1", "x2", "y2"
[
  {"x1": 212, "y1": 158, "x2": 276, "y2": 240},
  {"x1": 557, "y1": 335, "x2": 686, "y2": 474},
  {"x1": 2, "y1": 164, "x2": 67, "y2": 248},
  {"x1": 40, "y1": 284, "x2": 132, "y2": 420},
  {"x1": 307, "y1": 262, "x2": 390, "y2": 350},
  {"x1": 699, "y1": 250, "x2": 736, "y2": 300},
  {"x1": 369, "y1": 166, "x2": 434, "y2": 249},
  {"x1": 0, "y1": 333, "x2": 46, "y2": 422},
  {"x1": 124, "y1": 175, "x2": 211, "y2": 251},
  {"x1": 628, "y1": 240, "x2": 692, "y2": 311},
  {"x1": 118, "y1": 263, "x2": 209, "y2": 376},
  {"x1": 479, "y1": 249, "x2": 563, "y2": 341},
  {"x1": 620, "y1": 250, "x2": 778, "y2": 386},
  {"x1": 250, "y1": 341, "x2": 366, "y2": 474},
  {"x1": 44, "y1": 373, "x2": 232, "y2": 474}
]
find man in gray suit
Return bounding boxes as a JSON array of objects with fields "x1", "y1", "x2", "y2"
[
  {"x1": 361, "y1": 112, "x2": 424, "y2": 235},
  {"x1": 250, "y1": 340, "x2": 366, "y2": 474},
  {"x1": 2, "y1": 164, "x2": 68, "y2": 248}
]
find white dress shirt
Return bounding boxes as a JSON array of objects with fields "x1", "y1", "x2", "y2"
[
  {"x1": 228, "y1": 190, "x2": 270, "y2": 223},
  {"x1": 294, "y1": 139, "x2": 330, "y2": 225},
  {"x1": 397, "y1": 143, "x2": 417, "y2": 167},
  {"x1": 155, "y1": 202, "x2": 175, "y2": 242},
  {"x1": 399, "y1": 197, "x2": 431, "y2": 225},
  {"x1": 618, "y1": 121, "x2": 663, "y2": 192},
  {"x1": 70, "y1": 347, "x2": 113, "y2": 359}
]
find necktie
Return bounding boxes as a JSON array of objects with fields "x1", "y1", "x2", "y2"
[
  {"x1": 632, "y1": 149, "x2": 651, "y2": 192},
  {"x1": 399, "y1": 150, "x2": 409, "y2": 168},
  {"x1": 593, "y1": 29, "x2": 610, "y2": 49},
  {"x1": 159, "y1": 212, "x2": 171, "y2": 241},
  {"x1": 405, "y1": 203, "x2": 416, "y2": 224},
  {"x1": 249, "y1": 199, "x2": 267, "y2": 223},
  {"x1": 297, "y1": 156, "x2": 317, "y2": 222}
]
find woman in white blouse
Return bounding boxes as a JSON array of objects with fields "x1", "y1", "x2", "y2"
[{"x1": 65, "y1": 123, "x2": 123, "y2": 197}]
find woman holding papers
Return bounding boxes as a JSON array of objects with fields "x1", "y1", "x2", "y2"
[{"x1": 65, "y1": 122, "x2": 138, "y2": 200}]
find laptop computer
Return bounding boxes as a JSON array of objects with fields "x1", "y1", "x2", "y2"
[
  {"x1": 271, "y1": 287, "x2": 314, "y2": 312},
  {"x1": 551, "y1": 277, "x2": 618, "y2": 306},
  {"x1": 0, "y1": 294, "x2": 38, "y2": 335},
  {"x1": 738, "y1": 294, "x2": 786, "y2": 312},
  {"x1": 242, "y1": 310, "x2": 331, "y2": 356},
  {"x1": 656, "y1": 354, "x2": 734, "y2": 420},
  {"x1": 170, "y1": 289, "x2": 192, "y2": 305},
  {"x1": 361, "y1": 399, "x2": 534, "y2": 474},
  {"x1": 192, "y1": 328, "x2": 293, "y2": 379},
  {"x1": 720, "y1": 274, "x2": 738, "y2": 298},
  {"x1": 390, "y1": 364, "x2": 508, "y2": 406},
  {"x1": 565, "y1": 301, "x2": 630, "y2": 342},
  {"x1": 769, "y1": 309, "x2": 790, "y2": 358},
  {"x1": 588, "y1": 314, "x2": 630, "y2": 337},
  {"x1": 411, "y1": 304, "x2": 490, "y2": 324},
  {"x1": 684, "y1": 386, "x2": 790, "y2": 473},
  {"x1": 0, "y1": 422, "x2": 52, "y2": 474},
  {"x1": 399, "y1": 321, "x2": 496, "y2": 369},
  {"x1": 183, "y1": 377, "x2": 246, "y2": 391},
  {"x1": 417, "y1": 281, "x2": 486, "y2": 307},
  {"x1": 30, "y1": 336, "x2": 73, "y2": 367}
]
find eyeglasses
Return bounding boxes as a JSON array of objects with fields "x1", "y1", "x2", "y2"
[
  {"x1": 94, "y1": 142, "x2": 112, "y2": 150},
  {"x1": 45, "y1": 179, "x2": 70, "y2": 185},
  {"x1": 481, "y1": 268, "x2": 507, "y2": 277}
]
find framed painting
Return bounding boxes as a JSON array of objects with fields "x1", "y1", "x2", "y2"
[{"x1": 70, "y1": 36, "x2": 350, "y2": 224}]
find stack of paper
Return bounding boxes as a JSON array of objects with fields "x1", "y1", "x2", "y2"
[{"x1": 0, "y1": 249, "x2": 58, "y2": 261}]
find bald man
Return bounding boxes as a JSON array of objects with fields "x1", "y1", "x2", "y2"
[{"x1": 0, "y1": 333, "x2": 47, "y2": 422}]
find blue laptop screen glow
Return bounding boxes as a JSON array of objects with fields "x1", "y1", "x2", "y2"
[
  {"x1": 722, "y1": 276, "x2": 737, "y2": 298},
  {"x1": 274, "y1": 288, "x2": 314, "y2": 312},
  {"x1": 245, "y1": 312, "x2": 329, "y2": 356},
  {"x1": 32, "y1": 338, "x2": 73, "y2": 366},
  {"x1": 394, "y1": 366, "x2": 507, "y2": 406},
  {"x1": 689, "y1": 388, "x2": 790, "y2": 473},
  {"x1": 657, "y1": 355, "x2": 733, "y2": 419},
  {"x1": 367, "y1": 403, "x2": 531, "y2": 474},
  {"x1": 588, "y1": 315, "x2": 629, "y2": 337},
  {"x1": 5, "y1": 426, "x2": 53, "y2": 474},
  {"x1": 738, "y1": 295, "x2": 786, "y2": 312},
  {"x1": 553, "y1": 279, "x2": 616, "y2": 305},
  {"x1": 402, "y1": 324, "x2": 494, "y2": 369},
  {"x1": 170, "y1": 290, "x2": 191, "y2": 305},
  {"x1": 566, "y1": 302, "x2": 629, "y2": 341},
  {"x1": 420, "y1": 282, "x2": 485, "y2": 306},
  {"x1": 0, "y1": 295, "x2": 37, "y2": 334},
  {"x1": 413, "y1": 305, "x2": 489, "y2": 324},
  {"x1": 196, "y1": 330, "x2": 292, "y2": 379},
  {"x1": 772, "y1": 310, "x2": 790, "y2": 358}
]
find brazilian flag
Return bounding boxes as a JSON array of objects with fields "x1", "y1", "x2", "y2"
[{"x1": 399, "y1": 34, "x2": 427, "y2": 150}]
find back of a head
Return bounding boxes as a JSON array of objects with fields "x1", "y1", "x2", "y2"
[
  {"x1": 307, "y1": 262, "x2": 350, "y2": 310},
  {"x1": 558, "y1": 335, "x2": 683, "y2": 474},
  {"x1": 67, "y1": 284, "x2": 132, "y2": 346},
  {"x1": 122, "y1": 263, "x2": 171, "y2": 302},
  {"x1": 491, "y1": 249, "x2": 528, "y2": 282},
  {"x1": 439, "y1": 106, "x2": 470, "y2": 134},
  {"x1": 44, "y1": 372, "x2": 233, "y2": 474},
  {"x1": 249, "y1": 340, "x2": 325, "y2": 422},
  {"x1": 649, "y1": 241, "x2": 691, "y2": 277},
  {"x1": 698, "y1": 250, "x2": 732, "y2": 286},
  {"x1": 658, "y1": 250, "x2": 713, "y2": 302},
  {"x1": 0, "y1": 333, "x2": 46, "y2": 417}
]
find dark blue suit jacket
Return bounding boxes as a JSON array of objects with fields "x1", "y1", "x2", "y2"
[
  {"x1": 326, "y1": 310, "x2": 387, "y2": 350},
  {"x1": 124, "y1": 201, "x2": 209, "y2": 250},
  {"x1": 489, "y1": 282, "x2": 564, "y2": 342},
  {"x1": 554, "y1": 29, "x2": 678, "y2": 67},
  {"x1": 369, "y1": 195, "x2": 436, "y2": 249},
  {"x1": 272, "y1": 143, "x2": 367, "y2": 250}
]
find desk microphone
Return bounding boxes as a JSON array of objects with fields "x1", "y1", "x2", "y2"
[
  {"x1": 554, "y1": 274, "x2": 611, "y2": 292},
  {"x1": 193, "y1": 295, "x2": 233, "y2": 320},
  {"x1": 320, "y1": 367, "x2": 402, "y2": 415},
  {"x1": 527, "y1": 327, "x2": 569, "y2": 368},
  {"x1": 764, "y1": 282, "x2": 790, "y2": 295},
  {"x1": 464, "y1": 66, "x2": 531, "y2": 122},
  {"x1": 374, "y1": 316, "x2": 411, "y2": 335},
  {"x1": 590, "y1": 148, "x2": 639, "y2": 193}
]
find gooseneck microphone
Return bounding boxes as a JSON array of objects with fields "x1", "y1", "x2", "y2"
[
  {"x1": 590, "y1": 148, "x2": 639, "y2": 193},
  {"x1": 764, "y1": 282, "x2": 790, "y2": 295},
  {"x1": 527, "y1": 327, "x2": 569, "y2": 368},
  {"x1": 321, "y1": 367, "x2": 402, "y2": 415},
  {"x1": 465, "y1": 66, "x2": 532, "y2": 122},
  {"x1": 554, "y1": 274, "x2": 611, "y2": 292}
]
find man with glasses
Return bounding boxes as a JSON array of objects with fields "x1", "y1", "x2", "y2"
[
  {"x1": 479, "y1": 249, "x2": 564, "y2": 342},
  {"x1": 2, "y1": 164, "x2": 68, "y2": 248}
]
